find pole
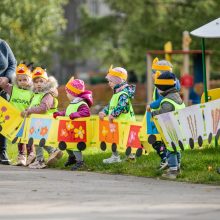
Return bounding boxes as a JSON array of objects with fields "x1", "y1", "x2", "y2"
[{"x1": 201, "y1": 38, "x2": 208, "y2": 102}]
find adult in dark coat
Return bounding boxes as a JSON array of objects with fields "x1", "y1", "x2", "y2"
[{"x1": 0, "y1": 39, "x2": 17, "y2": 164}]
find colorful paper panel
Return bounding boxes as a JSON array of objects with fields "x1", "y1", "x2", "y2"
[
  {"x1": 0, "y1": 97, "x2": 24, "y2": 141},
  {"x1": 58, "y1": 120, "x2": 87, "y2": 143},
  {"x1": 99, "y1": 120, "x2": 119, "y2": 144},
  {"x1": 126, "y1": 125, "x2": 142, "y2": 149}
]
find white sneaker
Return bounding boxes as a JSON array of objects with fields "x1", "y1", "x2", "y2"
[
  {"x1": 103, "y1": 154, "x2": 121, "y2": 164},
  {"x1": 26, "y1": 153, "x2": 36, "y2": 166},
  {"x1": 16, "y1": 154, "x2": 26, "y2": 166},
  {"x1": 29, "y1": 160, "x2": 46, "y2": 169},
  {"x1": 47, "y1": 149, "x2": 63, "y2": 165}
]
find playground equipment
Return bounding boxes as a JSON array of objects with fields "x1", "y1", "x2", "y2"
[
  {"x1": 146, "y1": 32, "x2": 212, "y2": 105},
  {"x1": 191, "y1": 17, "x2": 220, "y2": 102}
]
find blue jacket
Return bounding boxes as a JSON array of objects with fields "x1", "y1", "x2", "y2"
[{"x1": 0, "y1": 39, "x2": 17, "y2": 82}]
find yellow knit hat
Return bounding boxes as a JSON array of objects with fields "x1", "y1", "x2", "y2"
[
  {"x1": 32, "y1": 67, "x2": 48, "y2": 80},
  {"x1": 152, "y1": 57, "x2": 172, "y2": 71},
  {"x1": 107, "y1": 65, "x2": 127, "y2": 81},
  {"x1": 16, "y1": 64, "x2": 32, "y2": 78}
]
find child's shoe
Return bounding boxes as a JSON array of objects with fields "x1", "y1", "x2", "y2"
[
  {"x1": 103, "y1": 154, "x2": 121, "y2": 164},
  {"x1": 162, "y1": 169, "x2": 178, "y2": 179},
  {"x1": 26, "y1": 153, "x2": 36, "y2": 166},
  {"x1": 158, "y1": 160, "x2": 168, "y2": 170},
  {"x1": 124, "y1": 153, "x2": 136, "y2": 162},
  {"x1": 71, "y1": 161, "x2": 84, "y2": 171},
  {"x1": 16, "y1": 154, "x2": 26, "y2": 166},
  {"x1": 47, "y1": 149, "x2": 63, "y2": 165},
  {"x1": 64, "y1": 156, "x2": 77, "y2": 167},
  {"x1": 29, "y1": 160, "x2": 46, "y2": 169}
]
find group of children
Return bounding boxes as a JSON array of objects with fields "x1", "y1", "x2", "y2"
[{"x1": 0, "y1": 58, "x2": 185, "y2": 179}]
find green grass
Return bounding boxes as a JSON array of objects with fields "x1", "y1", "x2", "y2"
[{"x1": 8, "y1": 141, "x2": 220, "y2": 185}]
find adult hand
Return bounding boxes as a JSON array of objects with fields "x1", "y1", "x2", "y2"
[{"x1": 0, "y1": 77, "x2": 9, "y2": 87}]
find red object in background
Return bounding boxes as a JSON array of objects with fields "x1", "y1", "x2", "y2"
[{"x1": 180, "y1": 74, "x2": 194, "y2": 88}]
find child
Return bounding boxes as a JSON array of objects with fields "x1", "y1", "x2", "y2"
[
  {"x1": 53, "y1": 77, "x2": 93, "y2": 170},
  {"x1": 99, "y1": 65, "x2": 136, "y2": 164},
  {"x1": 0, "y1": 63, "x2": 35, "y2": 166},
  {"x1": 151, "y1": 71, "x2": 185, "y2": 179},
  {"x1": 146, "y1": 57, "x2": 180, "y2": 170},
  {"x1": 21, "y1": 66, "x2": 63, "y2": 169}
]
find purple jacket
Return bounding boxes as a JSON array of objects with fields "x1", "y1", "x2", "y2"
[{"x1": 56, "y1": 90, "x2": 93, "y2": 120}]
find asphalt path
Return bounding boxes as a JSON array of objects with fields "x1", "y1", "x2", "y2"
[{"x1": 0, "y1": 165, "x2": 220, "y2": 220}]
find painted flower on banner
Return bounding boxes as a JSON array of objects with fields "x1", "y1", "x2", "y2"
[
  {"x1": 109, "y1": 123, "x2": 116, "y2": 133},
  {"x1": 1, "y1": 106, "x2": 7, "y2": 112},
  {"x1": 102, "y1": 126, "x2": 108, "y2": 136},
  {"x1": 66, "y1": 121, "x2": 74, "y2": 131},
  {"x1": 40, "y1": 126, "x2": 48, "y2": 136},
  {"x1": 4, "y1": 115, "x2": 10, "y2": 120},
  {"x1": 30, "y1": 127, "x2": 35, "y2": 134},
  {"x1": 61, "y1": 129, "x2": 68, "y2": 137},
  {"x1": 128, "y1": 131, "x2": 136, "y2": 143},
  {"x1": 74, "y1": 126, "x2": 85, "y2": 139}
]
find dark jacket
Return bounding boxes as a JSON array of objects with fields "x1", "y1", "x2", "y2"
[{"x1": 152, "y1": 87, "x2": 184, "y2": 116}]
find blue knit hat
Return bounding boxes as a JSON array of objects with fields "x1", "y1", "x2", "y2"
[{"x1": 154, "y1": 71, "x2": 176, "y2": 91}]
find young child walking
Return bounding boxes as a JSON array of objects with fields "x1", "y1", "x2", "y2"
[
  {"x1": 0, "y1": 62, "x2": 35, "y2": 166},
  {"x1": 99, "y1": 65, "x2": 136, "y2": 164},
  {"x1": 146, "y1": 57, "x2": 181, "y2": 170},
  {"x1": 151, "y1": 71, "x2": 185, "y2": 179},
  {"x1": 21, "y1": 66, "x2": 63, "y2": 169},
  {"x1": 53, "y1": 77, "x2": 93, "y2": 170}
]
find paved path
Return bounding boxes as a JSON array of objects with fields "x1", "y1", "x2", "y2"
[{"x1": 0, "y1": 165, "x2": 220, "y2": 220}]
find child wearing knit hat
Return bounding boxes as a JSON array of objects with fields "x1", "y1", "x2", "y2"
[
  {"x1": 99, "y1": 65, "x2": 136, "y2": 164},
  {"x1": 0, "y1": 62, "x2": 36, "y2": 166},
  {"x1": 147, "y1": 57, "x2": 181, "y2": 171},
  {"x1": 21, "y1": 66, "x2": 63, "y2": 169},
  {"x1": 53, "y1": 77, "x2": 93, "y2": 170},
  {"x1": 152, "y1": 70, "x2": 185, "y2": 179}
]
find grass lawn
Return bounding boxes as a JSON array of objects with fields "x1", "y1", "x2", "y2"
[{"x1": 8, "y1": 142, "x2": 220, "y2": 185}]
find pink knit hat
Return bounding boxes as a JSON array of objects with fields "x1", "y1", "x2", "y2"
[
  {"x1": 65, "y1": 77, "x2": 85, "y2": 97},
  {"x1": 106, "y1": 65, "x2": 128, "y2": 84}
]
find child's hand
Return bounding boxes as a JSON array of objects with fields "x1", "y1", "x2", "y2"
[
  {"x1": 146, "y1": 105, "x2": 151, "y2": 112},
  {"x1": 53, "y1": 112, "x2": 61, "y2": 119},
  {"x1": 69, "y1": 113, "x2": 75, "y2": 120},
  {"x1": 109, "y1": 115, "x2": 114, "y2": 123},
  {"x1": 99, "y1": 112, "x2": 106, "y2": 120},
  {"x1": 21, "y1": 110, "x2": 28, "y2": 118}
]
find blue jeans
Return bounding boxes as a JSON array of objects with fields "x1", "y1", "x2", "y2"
[
  {"x1": 167, "y1": 150, "x2": 181, "y2": 170},
  {"x1": 35, "y1": 145, "x2": 55, "y2": 161}
]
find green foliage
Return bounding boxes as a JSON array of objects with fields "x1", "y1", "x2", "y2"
[
  {"x1": 0, "y1": 0, "x2": 67, "y2": 66},
  {"x1": 69, "y1": 0, "x2": 220, "y2": 76}
]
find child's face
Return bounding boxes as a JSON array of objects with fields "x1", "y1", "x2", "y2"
[
  {"x1": 33, "y1": 77, "x2": 47, "y2": 92},
  {"x1": 17, "y1": 75, "x2": 31, "y2": 89},
  {"x1": 108, "y1": 80, "x2": 116, "y2": 90},
  {"x1": 66, "y1": 91, "x2": 75, "y2": 101}
]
